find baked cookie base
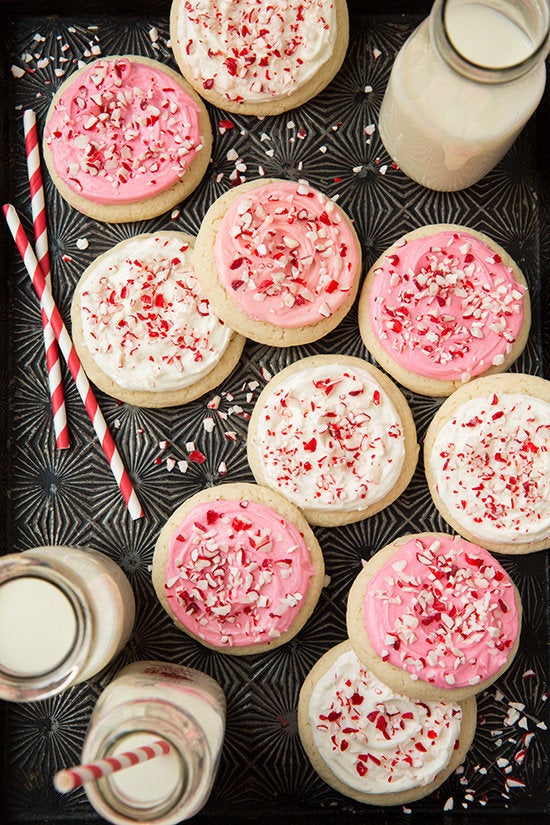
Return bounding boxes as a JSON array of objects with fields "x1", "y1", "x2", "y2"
[
  {"x1": 346, "y1": 533, "x2": 522, "y2": 701},
  {"x1": 358, "y1": 224, "x2": 531, "y2": 397},
  {"x1": 152, "y1": 482, "x2": 325, "y2": 655},
  {"x1": 424, "y1": 374, "x2": 550, "y2": 554},
  {"x1": 43, "y1": 56, "x2": 213, "y2": 223},
  {"x1": 170, "y1": 0, "x2": 349, "y2": 116},
  {"x1": 194, "y1": 178, "x2": 362, "y2": 347},
  {"x1": 247, "y1": 354, "x2": 419, "y2": 526},
  {"x1": 71, "y1": 232, "x2": 246, "y2": 408},
  {"x1": 298, "y1": 640, "x2": 477, "y2": 806}
]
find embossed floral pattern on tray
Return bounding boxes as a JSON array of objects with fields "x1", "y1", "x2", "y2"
[{"x1": 1, "y1": 7, "x2": 549, "y2": 823}]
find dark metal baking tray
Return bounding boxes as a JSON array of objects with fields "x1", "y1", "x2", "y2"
[{"x1": 0, "y1": 1, "x2": 549, "y2": 823}]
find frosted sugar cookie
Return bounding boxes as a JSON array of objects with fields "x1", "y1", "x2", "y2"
[
  {"x1": 358, "y1": 224, "x2": 530, "y2": 396},
  {"x1": 194, "y1": 179, "x2": 362, "y2": 346},
  {"x1": 346, "y1": 533, "x2": 521, "y2": 702},
  {"x1": 247, "y1": 355, "x2": 418, "y2": 526},
  {"x1": 71, "y1": 233, "x2": 244, "y2": 408},
  {"x1": 424, "y1": 373, "x2": 550, "y2": 554},
  {"x1": 152, "y1": 483, "x2": 324, "y2": 654},
  {"x1": 298, "y1": 641, "x2": 476, "y2": 805},
  {"x1": 43, "y1": 56, "x2": 212, "y2": 222},
  {"x1": 170, "y1": 0, "x2": 349, "y2": 115}
]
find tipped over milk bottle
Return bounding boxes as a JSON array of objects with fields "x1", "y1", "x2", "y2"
[
  {"x1": 80, "y1": 661, "x2": 226, "y2": 824},
  {"x1": 379, "y1": 0, "x2": 550, "y2": 191}
]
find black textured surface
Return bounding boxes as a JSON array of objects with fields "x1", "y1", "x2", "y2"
[{"x1": 0, "y1": 2, "x2": 549, "y2": 824}]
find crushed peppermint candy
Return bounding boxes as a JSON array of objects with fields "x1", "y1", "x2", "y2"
[
  {"x1": 363, "y1": 535, "x2": 520, "y2": 689},
  {"x1": 368, "y1": 230, "x2": 526, "y2": 382},
  {"x1": 308, "y1": 647, "x2": 463, "y2": 794},
  {"x1": 214, "y1": 180, "x2": 359, "y2": 328},
  {"x1": 44, "y1": 57, "x2": 204, "y2": 204},
  {"x1": 163, "y1": 497, "x2": 316, "y2": 647},
  {"x1": 172, "y1": 0, "x2": 338, "y2": 104}
]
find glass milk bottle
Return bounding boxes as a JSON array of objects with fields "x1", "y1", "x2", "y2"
[
  {"x1": 0, "y1": 546, "x2": 135, "y2": 702},
  {"x1": 80, "y1": 661, "x2": 226, "y2": 825},
  {"x1": 378, "y1": 0, "x2": 550, "y2": 191}
]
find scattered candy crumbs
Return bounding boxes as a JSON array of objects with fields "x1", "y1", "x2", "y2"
[{"x1": 7, "y1": 18, "x2": 548, "y2": 818}]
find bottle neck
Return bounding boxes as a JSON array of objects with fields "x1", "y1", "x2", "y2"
[
  {"x1": 430, "y1": 0, "x2": 550, "y2": 83},
  {"x1": 82, "y1": 700, "x2": 213, "y2": 825},
  {"x1": 0, "y1": 554, "x2": 92, "y2": 702}
]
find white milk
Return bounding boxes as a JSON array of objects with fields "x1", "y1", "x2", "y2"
[
  {"x1": 0, "y1": 546, "x2": 135, "y2": 701},
  {"x1": 379, "y1": 1, "x2": 548, "y2": 190},
  {"x1": 445, "y1": 3, "x2": 535, "y2": 66},
  {"x1": 109, "y1": 733, "x2": 183, "y2": 808},
  {"x1": 81, "y1": 661, "x2": 226, "y2": 825},
  {"x1": 31, "y1": 546, "x2": 136, "y2": 682},
  {"x1": 0, "y1": 577, "x2": 77, "y2": 676}
]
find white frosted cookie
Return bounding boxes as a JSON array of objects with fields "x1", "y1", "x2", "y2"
[
  {"x1": 424, "y1": 374, "x2": 550, "y2": 554},
  {"x1": 358, "y1": 224, "x2": 530, "y2": 396},
  {"x1": 346, "y1": 533, "x2": 521, "y2": 702},
  {"x1": 43, "y1": 56, "x2": 212, "y2": 223},
  {"x1": 152, "y1": 482, "x2": 325, "y2": 655},
  {"x1": 298, "y1": 640, "x2": 477, "y2": 806},
  {"x1": 170, "y1": 0, "x2": 349, "y2": 116},
  {"x1": 247, "y1": 354, "x2": 418, "y2": 526},
  {"x1": 194, "y1": 179, "x2": 362, "y2": 347},
  {"x1": 71, "y1": 232, "x2": 245, "y2": 408}
]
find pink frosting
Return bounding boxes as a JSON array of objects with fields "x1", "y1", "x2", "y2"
[
  {"x1": 45, "y1": 58, "x2": 203, "y2": 205},
  {"x1": 214, "y1": 181, "x2": 359, "y2": 327},
  {"x1": 164, "y1": 498, "x2": 315, "y2": 647},
  {"x1": 364, "y1": 535, "x2": 519, "y2": 689},
  {"x1": 368, "y1": 230, "x2": 526, "y2": 380}
]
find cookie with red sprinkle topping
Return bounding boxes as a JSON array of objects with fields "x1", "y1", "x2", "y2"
[
  {"x1": 346, "y1": 533, "x2": 522, "y2": 701},
  {"x1": 298, "y1": 640, "x2": 477, "y2": 805},
  {"x1": 358, "y1": 224, "x2": 530, "y2": 396},
  {"x1": 170, "y1": 0, "x2": 349, "y2": 115},
  {"x1": 424, "y1": 373, "x2": 550, "y2": 553},
  {"x1": 152, "y1": 482, "x2": 325, "y2": 654},
  {"x1": 71, "y1": 232, "x2": 245, "y2": 407},
  {"x1": 43, "y1": 56, "x2": 212, "y2": 222},
  {"x1": 247, "y1": 354, "x2": 418, "y2": 526},
  {"x1": 194, "y1": 178, "x2": 362, "y2": 346}
]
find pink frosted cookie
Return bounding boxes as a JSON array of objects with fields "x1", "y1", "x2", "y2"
[
  {"x1": 194, "y1": 179, "x2": 362, "y2": 346},
  {"x1": 247, "y1": 354, "x2": 418, "y2": 526},
  {"x1": 425, "y1": 373, "x2": 550, "y2": 554},
  {"x1": 43, "y1": 56, "x2": 212, "y2": 222},
  {"x1": 170, "y1": 0, "x2": 349, "y2": 115},
  {"x1": 358, "y1": 224, "x2": 530, "y2": 396},
  {"x1": 298, "y1": 641, "x2": 476, "y2": 806},
  {"x1": 71, "y1": 233, "x2": 245, "y2": 408},
  {"x1": 152, "y1": 483, "x2": 325, "y2": 654},
  {"x1": 347, "y1": 533, "x2": 521, "y2": 701}
]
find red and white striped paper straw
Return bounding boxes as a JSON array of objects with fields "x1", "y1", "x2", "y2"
[
  {"x1": 23, "y1": 109, "x2": 70, "y2": 450},
  {"x1": 54, "y1": 738, "x2": 171, "y2": 793},
  {"x1": 3, "y1": 203, "x2": 144, "y2": 520}
]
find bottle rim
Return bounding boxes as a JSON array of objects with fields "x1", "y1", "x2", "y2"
[
  {"x1": 81, "y1": 702, "x2": 213, "y2": 825},
  {"x1": 0, "y1": 553, "x2": 92, "y2": 702},
  {"x1": 433, "y1": 0, "x2": 550, "y2": 83}
]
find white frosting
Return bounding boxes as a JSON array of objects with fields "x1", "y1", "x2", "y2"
[
  {"x1": 430, "y1": 392, "x2": 550, "y2": 544},
  {"x1": 308, "y1": 649, "x2": 462, "y2": 794},
  {"x1": 173, "y1": 0, "x2": 337, "y2": 103},
  {"x1": 252, "y1": 363, "x2": 406, "y2": 512},
  {"x1": 78, "y1": 235, "x2": 232, "y2": 392}
]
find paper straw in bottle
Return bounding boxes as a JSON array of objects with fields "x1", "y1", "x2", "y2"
[{"x1": 54, "y1": 738, "x2": 172, "y2": 793}]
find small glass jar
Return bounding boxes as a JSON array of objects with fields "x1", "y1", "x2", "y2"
[
  {"x1": 81, "y1": 661, "x2": 226, "y2": 825},
  {"x1": 378, "y1": 0, "x2": 550, "y2": 191},
  {"x1": 0, "y1": 545, "x2": 135, "y2": 702}
]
